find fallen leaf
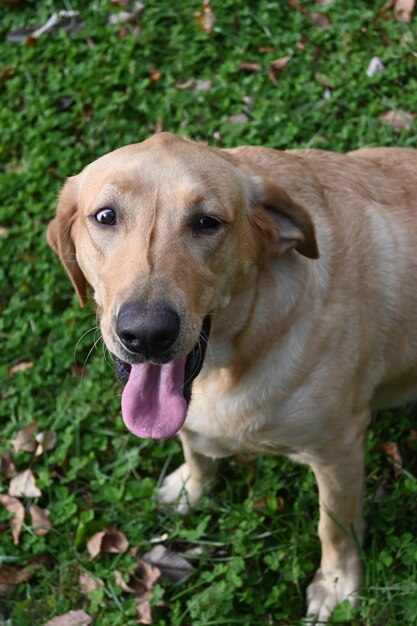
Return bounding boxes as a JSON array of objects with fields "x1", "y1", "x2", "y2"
[
  {"x1": 228, "y1": 113, "x2": 249, "y2": 124},
  {"x1": 115, "y1": 560, "x2": 161, "y2": 596},
  {"x1": 114, "y1": 560, "x2": 161, "y2": 625},
  {"x1": 376, "y1": 441, "x2": 403, "y2": 476},
  {"x1": 8, "y1": 361, "x2": 34, "y2": 376},
  {"x1": 394, "y1": 0, "x2": 415, "y2": 22},
  {"x1": 114, "y1": 569, "x2": 136, "y2": 593},
  {"x1": 79, "y1": 571, "x2": 104, "y2": 595},
  {"x1": 137, "y1": 560, "x2": 162, "y2": 593},
  {"x1": 296, "y1": 36, "x2": 308, "y2": 51},
  {"x1": 42, "y1": 610, "x2": 93, "y2": 626},
  {"x1": 237, "y1": 61, "x2": 260, "y2": 73},
  {"x1": 195, "y1": 0, "x2": 216, "y2": 33},
  {"x1": 0, "y1": 451, "x2": 17, "y2": 479},
  {"x1": 35, "y1": 431, "x2": 57, "y2": 457},
  {"x1": 174, "y1": 79, "x2": 194, "y2": 90},
  {"x1": 137, "y1": 598, "x2": 153, "y2": 625},
  {"x1": 29, "y1": 504, "x2": 52, "y2": 537},
  {"x1": 10, "y1": 422, "x2": 38, "y2": 452},
  {"x1": 366, "y1": 56, "x2": 385, "y2": 77},
  {"x1": 141, "y1": 544, "x2": 194, "y2": 582},
  {"x1": 0, "y1": 554, "x2": 50, "y2": 595},
  {"x1": 0, "y1": 495, "x2": 25, "y2": 544},
  {"x1": 87, "y1": 528, "x2": 129, "y2": 559},
  {"x1": 269, "y1": 55, "x2": 291, "y2": 84},
  {"x1": 9, "y1": 469, "x2": 41, "y2": 498},
  {"x1": 288, "y1": 0, "x2": 308, "y2": 14},
  {"x1": 149, "y1": 69, "x2": 161, "y2": 82},
  {"x1": 258, "y1": 45, "x2": 275, "y2": 53},
  {"x1": 108, "y1": 2, "x2": 145, "y2": 25},
  {"x1": 194, "y1": 79, "x2": 212, "y2": 92},
  {"x1": 311, "y1": 12, "x2": 332, "y2": 26},
  {"x1": 7, "y1": 11, "x2": 83, "y2": 42},
  {"x1": 379, "y1": 109, "x2": 415, "y2": 132}
]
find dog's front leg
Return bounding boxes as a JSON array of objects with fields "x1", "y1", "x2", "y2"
[
  {"x1": 306, "y1": 417, "x2": 369, "y2": 623},
  {"x1": 158, "y1": 430, "x2": 220, "y2": 514}
]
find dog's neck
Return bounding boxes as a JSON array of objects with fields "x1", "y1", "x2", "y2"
[{"x1": 204, "y1": 251, "x2": 314, "y2": 382}]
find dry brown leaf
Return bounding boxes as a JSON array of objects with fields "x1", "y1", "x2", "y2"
[
  {"x1": 0, "y1": 495, "x2": 25, "y2": 544},
  {"x1": 138, "y1": 560, "x2": 162, "y2": 593},
  {"x1": 8, "y1": 361, "x2": 34, "y2": 377},
  {"x1": 42, "y1": 610, "x2": 93, "y2": 626},
  {"x1": 141, "y1": 544, "x2": 194, "y2": 582},
  {"x1": 288, "y1": 0, "x2": 308, "y2": 14},
  {"x1": 149, "y1": 69, "x2": 161, "y2": 82},
  {"x1": 114, "y1": 560, "x2": 161, "y2": 625},
  {"x1": 9, "y1": 469, "x2": 41, "y2": 498},
  {"x1": 114, "y1": 569, "x2": 136, "y2": 593},
  {"x1": 0, "y1": 451, "x2": 17, "y2": 479},
  {"x1": 35, "y1": 431, "x2": 57, "y2": 457},
  {"x1": 376, "y1": 441, "x2": 403, "y2": 476},
  {"x1": 0, "y1": 554, "x2": 50, "y2": 595},
  {"x1": 109, "y1": 0, "x2": 131, "y2": 7},
  {"x1": 269, "y1": 55, "x2": 291, "y2": 84},
  {"x1": 79, "y1": 571, "x2": 104, "y2": 595},
  {"x1": 237, "y1": 61, "x2": 260, "y2": 73},
  {"x1": 174, "y1": 79, "x2": 194, "y2": 90},
  {"x1": 136, "y1": 596, "x2": 153, "y2": 625},
  {"x1": 296, "y1": 36, "x2": 308, "y2": 51},
  {"x1": 228, "y1": 113, "x2": 249, "y2": 124},
  {"x1": 311, "y1": 12, "x2": 332, "y2": 26},
  {"x1": 379, "y1": 109, "x2": 415, "y2": 132},
  {"x1": 10, "y1": 422, "x2": 38, "y2": 452},
  {"x1": 195, "y1": 0, "x2": 216, "y2": 33},
  {"x1": 115, "y1": 560, "x2": 161, "y2": 597},
  {"x1": 394, "y1": 0, "x2": 415, "y2": 22},
  {"x1": 29, "y1": 504, "x2": 52, "y2": 537},
  {"x1": 87, "y1": 528, "x2": 129, "y2": 559}
]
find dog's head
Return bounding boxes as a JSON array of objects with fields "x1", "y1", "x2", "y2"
[{"x1": 47, "y1": 133, "x2": 318, "y2": 439}]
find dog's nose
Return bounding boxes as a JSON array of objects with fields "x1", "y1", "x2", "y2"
[{"x1": 116, "y1": 304, "x2": 180, "y2": 358}]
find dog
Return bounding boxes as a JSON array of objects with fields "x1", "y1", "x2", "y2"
[{"x1": 47, "y1": 132, "x2": 417, "y2": 622}]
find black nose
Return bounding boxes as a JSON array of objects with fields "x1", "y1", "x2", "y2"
[{"x1": 116, "y1": 303, "x2": 180, "y2": 358}]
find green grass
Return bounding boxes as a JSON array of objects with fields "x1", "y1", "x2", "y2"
[{"x1": 1, "y1": 1, "x2": 417, "y2": 624}]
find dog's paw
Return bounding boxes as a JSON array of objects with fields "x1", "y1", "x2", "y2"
[
  {"x1": 305, "y1": 567, "x2": 359, "y2": 624},
  {"x1": 157, "y1": 463, "x2": 203, "y2": 514}
]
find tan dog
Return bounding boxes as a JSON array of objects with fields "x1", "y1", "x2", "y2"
[{"x1": 47, "y1": 133, "x2": 417, "y2": 622}]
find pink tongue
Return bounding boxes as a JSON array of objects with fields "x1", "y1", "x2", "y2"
[{"x1": 121, "y1": 357, "x2": 188, "y2": 439}]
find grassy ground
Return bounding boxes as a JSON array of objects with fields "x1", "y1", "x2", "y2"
[{"x1": 1, "y1": 1, "x2": 417, "y2": 624}]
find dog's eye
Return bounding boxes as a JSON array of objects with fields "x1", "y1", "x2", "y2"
[
  {"x1": 95, "y1": 208, "x2": 117, "y2": 226},
  {"x1": 191, "y1": 215, "x2": 223, "y2": 234}
]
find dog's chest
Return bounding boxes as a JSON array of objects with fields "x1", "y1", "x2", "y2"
[{"x1": 184, "y1": 365, "x2": 325, "y2": 458}]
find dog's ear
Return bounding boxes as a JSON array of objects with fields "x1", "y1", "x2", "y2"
[
  {"x1": 249, "y1": 176, "x2": 319, "y2": 259},
  {"x1": 46, "y1": 176, "x2": 87, "y2": 306}
]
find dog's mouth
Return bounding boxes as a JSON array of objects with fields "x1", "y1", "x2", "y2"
[{"x1": 113, "y1": 315, "x2": 211, "y2": 439}]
